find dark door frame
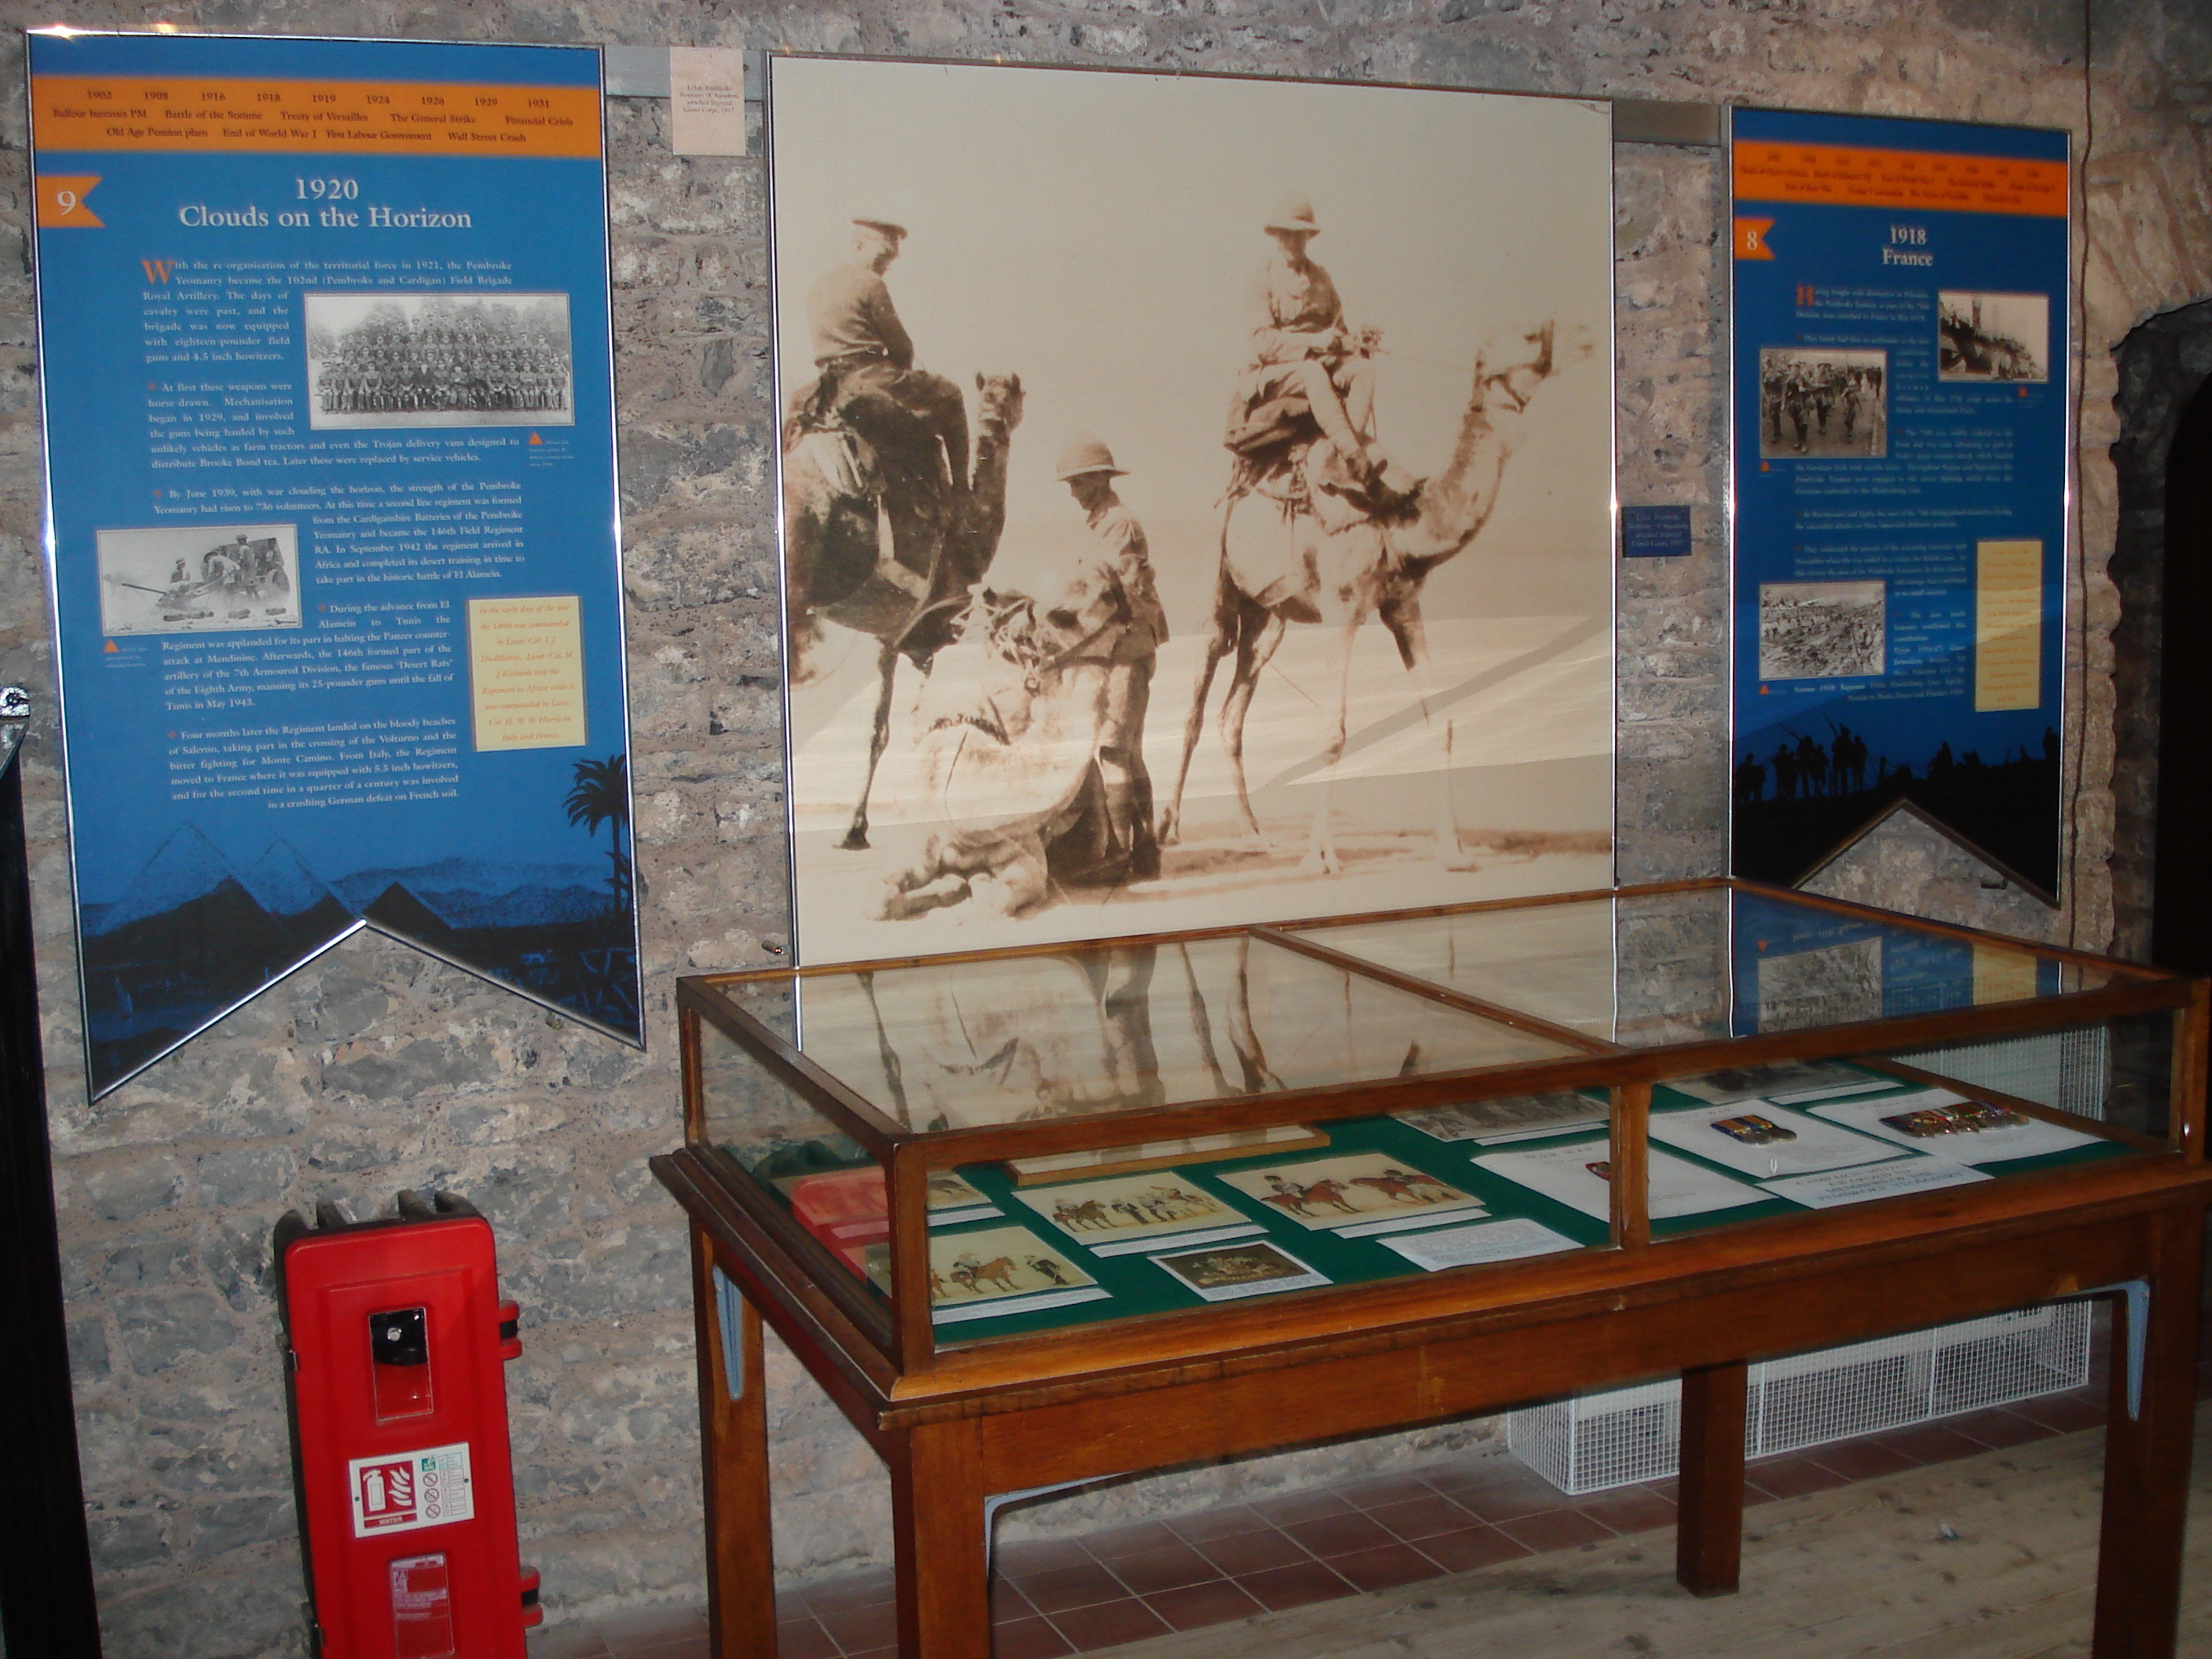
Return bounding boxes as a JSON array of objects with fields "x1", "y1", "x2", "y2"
[
  {"x1": 2152, "y1": 376, "x2": 2212, "y2": 971},
  {"x1": 0, "y1": 727, "x2": 104, "y2": 1654}
]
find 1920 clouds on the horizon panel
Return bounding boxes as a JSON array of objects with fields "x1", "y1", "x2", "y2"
[
  {"x1": 30, "y1": 32, "x2": 637, "y2": 1093},
  {"x1": 769, "y1": 57, "x2": 1616, "y2": 964}
]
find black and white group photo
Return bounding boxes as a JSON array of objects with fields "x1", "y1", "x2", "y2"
[
  {"x1": 1759, "y1": 346, "x2": 1888, "y2": 460},
  {"x1": 306, "y1": 291, "x2": 575, "y2": 428},
  {"x1": 770, "y1": 58, "x2": 1618, "y2": 961}
]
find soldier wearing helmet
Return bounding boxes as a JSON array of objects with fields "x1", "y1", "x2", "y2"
[
  {"x1": 1049, "y1": 434, "x2": 1167, "y2": 883},
  {"x1": 798, "y1": 213, "x2": 972, "y2": 518},
  {"x1": 1230, "y1": 194, "x2": 1400, "y2": 493}
]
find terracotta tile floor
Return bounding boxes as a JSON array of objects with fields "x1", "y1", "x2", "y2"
[{"x1": 530, "y1": 1318, "x2": 2212, "y2": 1659}]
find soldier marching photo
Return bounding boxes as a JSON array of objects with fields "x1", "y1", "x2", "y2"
[{"x1": 1759, "y1": 346, "x2": 1888, "y2": 460}]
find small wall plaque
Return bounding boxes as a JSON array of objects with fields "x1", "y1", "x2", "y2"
[{"x1": 1621, "y1": 504, "x2": 1694, "y2": 558}]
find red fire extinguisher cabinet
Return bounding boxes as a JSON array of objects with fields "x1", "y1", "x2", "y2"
[{"x1": 276, "y1": 1191, "x2": 540, "y2": 1659}]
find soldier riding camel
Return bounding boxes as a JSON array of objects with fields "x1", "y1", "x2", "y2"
[
  {"x1": 1225, "y1": 194, "x2": 1416, "y2": 507},
  {"x1": 793, "y1": 214, "x2": 972, "y2": 568}
]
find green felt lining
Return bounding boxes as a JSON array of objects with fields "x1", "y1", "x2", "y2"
[{"x1": 925, "y1": 1074, "x2": 2146, "y2": 1347}]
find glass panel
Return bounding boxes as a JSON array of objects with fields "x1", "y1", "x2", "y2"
[
  {"x1": 1729, "y1": 890, "x2": 2115, "y2": 1035},
  {"x1": 1617, "y1": 888, "x2": 1737, "y2": 1046},
  {"x1": 694, "y1": 1011, "x2": 897, "y2": 1300},
  {"x1": 1635, "y1": 1020, "x2": 2163, "y2": 1240},
  {"x1": 732, "y1": 936, "x2": 1577, "y2": 1132},
  {"x1": 1893, "y1": 1011, "x2": 2174, "y2": 1145},
  {"x1": 1299, "y1": 887, "x2": 2120, "y2": 1048},
  {"x1": 1300, "y1": 888, "x2": 1735, "y2": 1046},
  {"x1": 1309, "y1": 899, "x2": 1621, "y2": 1040}
]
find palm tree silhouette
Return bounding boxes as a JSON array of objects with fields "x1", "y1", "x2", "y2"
[{"x1": 563, "y1": 754, "x2": 631, "y2": 912}]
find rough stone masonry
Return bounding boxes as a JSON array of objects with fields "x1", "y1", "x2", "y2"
[{"x1": 0, "y1": 1, "x2": 2207, "y2": 1654}]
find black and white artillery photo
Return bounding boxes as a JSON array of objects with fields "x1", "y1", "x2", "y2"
[
  {"x1": 306, "y1": 292, "x2": 574, "y2": 428},
  {"x1": 96, "y1": 522, "x2": 301, "y2": 636},
  {"x1": 769, "y1": 57, "x2": 1617, "y2": 962},
  {"x1": 1937, "y1": 291, "x2": 2049, "y2": 383},
  {"x1": 1759, "y1": 580, "x2": 1886, "y2": 682},
  {"x1": 1759, "y1": 347, "x2": 1888, "y2": 459}
]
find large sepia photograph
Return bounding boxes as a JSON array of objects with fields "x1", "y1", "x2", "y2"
[{"x1": 771, "y1": 57, "x2": 1617, "y2": 963}]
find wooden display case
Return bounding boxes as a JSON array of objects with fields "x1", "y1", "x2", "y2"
[{"x1": 653, "y1": 878, "x2": 2211, "y2": 1658}]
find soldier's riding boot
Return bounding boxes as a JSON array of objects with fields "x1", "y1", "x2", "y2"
[
  {"x1": 1098, "y1": 751, "x2": 1159, "y2": 883},
  {"x1": 932, "y1": 413, "x2": 971, "y2": 501},
  {"x1": 896, "y1": 370, "x2": 971, "y2": 498}
]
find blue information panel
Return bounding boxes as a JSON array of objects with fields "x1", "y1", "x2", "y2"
[
  {"x1": 29, "y1": 32, "x2": 637, "y2": 1095},
  {"x1": 1729, "y1": 108, "x2": 2069, "y2": 900}
]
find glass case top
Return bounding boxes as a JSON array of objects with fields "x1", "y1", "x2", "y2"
[
  {"x1": 723, "y1": 934, "x2": 1579, "y2": 1131},
  {"x1": 1295, "y1": 887, "x2": 2121, "y2": 1047}
]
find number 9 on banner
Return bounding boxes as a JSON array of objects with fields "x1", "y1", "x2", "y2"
[{"x1": 36, "y1": 175, "x2": 103, "y2": 228}]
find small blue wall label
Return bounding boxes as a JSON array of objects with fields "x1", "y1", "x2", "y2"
[{"x1": 1621, "y1": 505, "x2": 1694, "y2": 558}]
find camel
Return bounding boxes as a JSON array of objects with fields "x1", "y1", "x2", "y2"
[
  {"x1": 872, "y1": 590, "x2": 1113, "y2": 921},
  {"x1": 782, "y1": 370, "x2": 1026, "y2": 850},
  {"x1": 1158, "y1": 320, "x2": 1597, "y2": 873}
]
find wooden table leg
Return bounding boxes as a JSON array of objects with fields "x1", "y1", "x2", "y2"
[
  {"x1": 1675, "y1": 1358, "x2": 1749, "y2": 1598},
  {"x1": 891, "y1": 1419, "x2": 991, "y2": 1659},
  {"x1": 692, "y1": 1225, "x2": 777, "y2": 1658},
  {"x1": 2091, "y1": 1209, "x2": 2205, "y2": 1659}
]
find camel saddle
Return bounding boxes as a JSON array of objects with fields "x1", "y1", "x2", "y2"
[
  {"x1": 1233, "y1": 434, "x2": 1419, "y2": 534},
  {"x1": 1224, "y1": 390, "x2": 1313, "y2": 461},
  {"x1": 1225, "y1": 386, "x2": 1417, "y2": 527}
]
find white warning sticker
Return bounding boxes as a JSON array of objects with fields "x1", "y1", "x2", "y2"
[{"x1": 348, "y1": 1442, "x2": 475, "y2": 1538}]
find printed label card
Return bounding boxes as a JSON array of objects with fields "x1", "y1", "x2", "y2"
[
  {"x1": 1474, "y1": 1141, "x2": 1771, "y2": 1222},
  {"x1": 1807, "y1": 1089, "x2": 2102, "y2": 1165},
  {"x1": 1379, "y1": 1217, "x2": 1584, "y2": 1272},
  {"x1": 1649, "y1": 1100, "x2": 1909, "y2": 1179},
  {"x1": 1013, "y1": 1171, "x2": 1263, "y2": 1258},
  {"x1": 1214, "y1": 1152, "x2": 1488, "y2": 1239},
  {"x1": 1664, "y1": 1060, "x2": 1892, "y2": 1108},
  {"x1": 1759, "y1": 1159, "x2": 1991, "y2": 1209},
  {"x1": 1150, "y1": 1240, "x2": 1331, "y2": 1303},
  {"x1": 861, "y1": 1225, "x2": 1109, "y2": 1324},
  {"x1": 1393, "y1": 1091, "x2": 1607, "y2": 1145}
]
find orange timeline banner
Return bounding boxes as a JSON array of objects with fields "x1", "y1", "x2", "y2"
[
  {"x1": 1734, "y1": 141, "x2": 2067, "y2": 218},
  {"x1": 30, "y1": 75, "x2": 601, "y2": 158}
]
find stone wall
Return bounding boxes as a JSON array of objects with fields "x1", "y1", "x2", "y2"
[{"x1": 0, "y1": 2, "x2": 2208, "y2": 1654}]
